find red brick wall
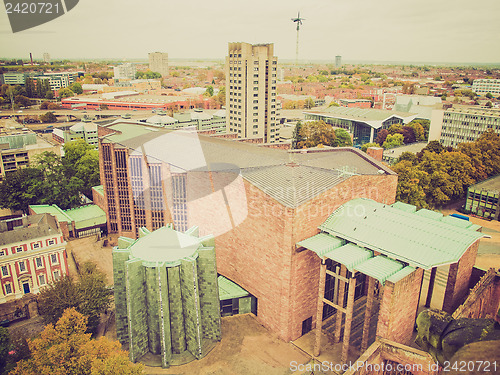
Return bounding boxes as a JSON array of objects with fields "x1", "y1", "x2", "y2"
[
  {"x1": 376, "y1": 268, "x2": 424, "y2": 345},
  {"x1": 443, "y1": 240, "x2": 479, "y2": 313},
  {"x1": 452, "y1": 269, "x2": 500, "y2": 323}
]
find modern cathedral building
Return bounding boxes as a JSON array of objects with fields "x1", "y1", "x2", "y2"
[
  {"x1": 99, "y1": 120, "x2": 397, "y2": 341},
  {"x1": 225, "y1": 42, "x2": 279, "y2": 143}
]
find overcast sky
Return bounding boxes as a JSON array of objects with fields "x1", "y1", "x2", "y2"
[{"x1": 1, "y1": 0, "x2": 500, "y2": 64}]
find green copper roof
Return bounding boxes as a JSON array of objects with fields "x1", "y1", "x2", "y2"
[
  {"x1": 64, "y1": 205, "x2": 106, "y2": 230},
  {"x1": 92, "y1": 185, "x2": 104, "y2": 197},
  {"x1": 354, "y1": 256, "x2": 403, "y2": 284},
  {"x1": 319, "y1": 198, "x2": 485, "y2": 269},
  {"x1": 323, "y1": 243, "x2": 373, "y2": 272},
  {"x1": 218, "y1": 276, "x2": 250, "y2": 300},
  {"x1": 386, "y1": 266, "x2": 416, "y2": 284},
  {"x1": 391, "y1": 201, "x2": 417, "y2": 213},
  {"x1": 296, "y1": 233, "x2": 344, "y2": 256},
  {"x1": 29, "y1": 205, "x2": 72, "y2": 224}
]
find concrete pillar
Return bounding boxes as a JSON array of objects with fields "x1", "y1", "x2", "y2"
[
  {"x1": 341, "y1": 275, "x2": 356, "y2": 363},
  {"x1": 425, "y1": 268, "x2": 437, "y2": 308},
  {"x1": 334, "y1": 265, "x2": 347, "y2": 342},
  {"x1": 361, "y1": 276, "x2": 376, "y2": 351},
  {"x1": 313, "y1": 260, "x2": 327, "y2": 357}
]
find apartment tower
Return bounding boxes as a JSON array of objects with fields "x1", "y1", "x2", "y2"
[
  {"x1": 148, "y1": 52, "x2": 169, "y2": 77},
  {"x1": 226, "y1": 43, "x2": 279, "y2": 143}
]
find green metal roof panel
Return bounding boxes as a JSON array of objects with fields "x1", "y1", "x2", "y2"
[
  {"x1": 296, "y1": 233, "x2": 344, "y2": 256},
  {"x1": 323, "y1": 243, "x2": 373, "y2": 272},
  {"x1": 391, "y1": 201, "x2": 417, "y2": 213},
  {"x1": 92, "y1": 185, "x2": 104, "y2": 197},
  {"x1": 415, "y1": 209, "x2": 443, "y2": 220},
  {"x1": 354, "y1": 256, "x2": 404, "y2": 285},
  {"x1": 439, "y1": 215, "x2": 475, "y2": 229},
  {"x1": 386, "y1": 266, "x2": 416, "y2": 284},
  {"x1": 218, "y1": 276, "x2": 250, "y2": 300},
  {"x1": 29, "y1": 204, "x2": 72, "y2": 223},
  {"x1": 319, "y1": 198, "x2": 484, "y2": 269},
  {"x1": 64, "y1": 205, "x2": 106, "y2": 230}
]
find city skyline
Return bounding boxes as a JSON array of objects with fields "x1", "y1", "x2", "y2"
[{"x1": 0, "y1": 0, "x2": 499, "y2": 64}]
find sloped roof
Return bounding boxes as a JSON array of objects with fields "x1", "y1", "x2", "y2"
[
  {"x1": 318, "y1": 198, "x2": 484, "y2": 269},
  {"x1": 0, "y1": 214, "x2": 61, "y2": 246}
]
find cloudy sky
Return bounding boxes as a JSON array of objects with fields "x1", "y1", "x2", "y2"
[{"x1": 1, "y1": 0, "x2": 500, "y2": 64}]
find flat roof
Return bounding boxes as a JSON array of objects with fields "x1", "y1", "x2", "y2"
[
  {"x1": 100, "y1": 122, "x2": 395, "y2": 208},
  {"x1": 469, "y1": 174, "x2": 500, "y2": 193},
  {"x1": 383, "y1": 142, "x2": 428, "y2": 159}
]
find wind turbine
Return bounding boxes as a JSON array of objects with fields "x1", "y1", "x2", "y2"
[{"x1": 291, "y1": 12, "x2": 305, "y2": 65}]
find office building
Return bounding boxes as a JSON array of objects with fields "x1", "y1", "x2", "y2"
[
  {"x1": 0, "y1": 121, "x2": 61, "y2": 181},
  {"x1": 464, "y1": 174, "x2": 500, "y2": 221},
  {"x1": 114, "y1": 63, "x2": 137, "y2": 80},
  {"x1": 148, "y1": 52, "x2": 169, "y2": 77},
  {"x1": 113, "y1": 225, "x2": 221, "y2": 367},
  {"x1": 226, "y1": 42, "x2": 279, "y2": 143},
  {"x1": 99, "y1": 120, "x2": 398, "y2": 341},
  {"x1": 52, "y1": 119, "x2": 98, "y2": 146},
  {"x1": 43, "y1": 53, "x2": 50, "y2": 63},
  {"x1": 0, "y1": 214, "x2": 69, "y2": 303},
  {"x1": 304, "y1": 107, "x2": 416, "y2": 145},
  {"x1": 472, "y1": 79, "x2": 500, "y2": 96},
  {"x1": 335, "y1": 55, "x2": 342, "y2": 68},
  {"x1": 429, "y1": 107, "x2": 500, "y2": 147}
]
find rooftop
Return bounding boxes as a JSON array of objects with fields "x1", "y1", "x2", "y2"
[
  {"x1": 29, "y1": 204, "x2": 106, "y2": 230},
  {"x1": 305, "y1": 198, "x2": 485, "y2": 270},
  {"x1": 100, "y1": 122, "x2": 395, "y2": 208},
  {"x1": 469, "y1": 174, "x2": 500, "y2": 193},
  {"x1": 383, "y1": 142, "x2": 428, "y2": 159},
  {"x1": 0, "y1": 214, "x2": 61, "y2": 246}
]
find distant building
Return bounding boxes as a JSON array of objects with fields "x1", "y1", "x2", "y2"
[
  {"x1": 52, "y1": 119, "x2": 98, "y2": 146},
  {"x1": 393, "y1": 95, "x2": 442, "y2": 120},
  {"x1": 304, "y1": 107, "x2": 416, "y2": 145},
  {"x1": 144, "y1": 109, "x2": 226, "y2": 134},
  {"x1": 382, "y1": 142, "x2": 428, "y2": 165},
  {"x1": 1, "y1": 72, "x2": 27, "y2": 85},
  {"x1": 148, "y1": 52, "x2": 169, "y2": 77},
  {"x1": 114, "y1": 63, "x2": 137, "y2": 80},
  {"x1": 0, "y1": 121, "x2": 61, "y2": 181},
  {"x1": 0, "y1": 71, "x2": 80, "y2": 90},
  {"x1": 335, "y1": 55, "x2": 342, "y2": 68},
  {"x1": 226, "y1": 42, "x2": 279, "y2": 143},
  {"x1": 113, "y1": 225, "x2": 221, "y2": 367},
  {"x1": 429, "y1": 107, "x2": 500, "y2": 147},
  {"x1": 112, "y1": 79, "x2": 161, "y2": 91},
  {"x1": 339, "y1": 99, "x2": 372, "y2": 109},
  {"x1": 0, "y1": 214, "x2": 69, "y2": 303},
  {"x1": 43, "y1": 53, "x2": 50, "y2": 63},
  {"x1": 464, "y1": 174, "x2": 500, "y2": 221},
  {"x1": 472, "y1": 79, "x2": 500, "y2": 96}
]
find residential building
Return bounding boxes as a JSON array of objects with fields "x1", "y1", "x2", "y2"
[
  {"x1": 114, "y1": 63, "x2": 137, "y2": 80},
  {"x1": 0, "y1": 120, "x2": 61, "y2": 181},
  {"x1": 335, "y1": 55, "x2": 342, "y2": 68},
  {"x1": 29, "y1": 204, "x2": 107, "y2": 240},
  {"x1": 472, "y1": 79, "x2": 500, "y2": 95},
  {"x1": 304, "y1": 107, "x2": 416, "y2": 145},
  {"x1": 226, "y1": 42, "x2": 279, "y2": 143},
  {"x1": 113, "y1": 225, "x2": 221, "y2": 367},
  {"x1": 148, "y1": 52, "x2": 169, "y2": 77},
  {"x1": 99, "y1": 120, "x2": 398, "y2": 341},
  {"x1": 429, "y1": 107, "x2": 500, "y2": 147},
  {"x1": 464, "y1": 174, "x2": 500, "y2": 221},
  {"x1": 43, "y1": 53, "x2": 50, "y2": 63},
  {"x1": 0, "y1": 214, "x2": 69, "y2": 303},
  {"x1": 52, "y1": 119, "x2": 98, "y2": 146},
  {"x1": 35, "y1": 71, "x2": 79, "y2": 91}
]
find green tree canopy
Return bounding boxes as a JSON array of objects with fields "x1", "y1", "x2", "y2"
[
  {"x1": 11, "y1": 308, "x2": 144, "y2": 375},
  {"x1": 361, "y1": 142, "x2": 380, "y2": 152},
  {"x1": 296, "y1": 120, "x2": 336, "y2": 149},
  {"x1": 39, "y1": 111, "x2": 57, "y2": 123},
  {"x1": 37, "y1": 262, "x2": 111, "y2": 335},
  {"x1": 69, "y1": 82, "x2": 83, "y2": 95},
  {"x1": 382, "y1": 133, "x2": 404, "y2": 149},
  {"x1": 58, "y1": 87, "x2": 74, "y2": 99},
  {"x1": 333, "y1": 128, "x2": 353, "y2": 147}
]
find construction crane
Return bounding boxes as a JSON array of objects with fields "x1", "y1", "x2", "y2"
[{"x1": 291, "y1": 12, "x2": 305, "y2": 65}]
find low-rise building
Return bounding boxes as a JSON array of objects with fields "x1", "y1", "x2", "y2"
[
  {"x1": 0, "y1": 214, "x2": 69, "y2": 303},
  {"x1": 339, "y1": 99, "x2": 372, "y2": 108},
  {"x1": 114, "y1": 63, "x2": 137, "y2": 81},
  {"x1": 0, "y1": 120, "x2": 61, "y2": 181},
  {"x1": 382, "y1": 142, "x2": 428, "y2": 165},
  {"x1": 304, "y1": 107, "x2": 416, "y2": 145},
  {"x1": 464, "y1": 174, "x2": 500, "y2": 221},
  {"x1": 52, "y1": 119, "x2": 98, "y2": 146}
]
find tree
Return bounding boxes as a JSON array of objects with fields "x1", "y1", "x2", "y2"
[
  {"x1": 58, "y1": 87, "x2": 74, "y2": 99},
  {"x1": 297, "y1": 120, "x2": 336, "y2": 149},
  {"x1": 407, "y1": 119, "x2": 427, "y2": 141},
  {"x1": 69, "y1": 82, "x2": 83, "y2": 95},
  {"x1": 375, "y1": 129, "x2": 389, "y2": 145},
  {"x1": 10, "y1": 308, "x2": 143, "y2": 375},
  {"x1": 361, "y1": 142, "x2": 380, "y2": 152},
  {"x1": 39, "y1": 112, "x2": 57, "y2": 123},
  {"x1": 485, "y1": 101, "x2": 493, "y2": 108},
  {"x1": 401, "y1": 126, "x2": 416, "y2": 144},
  {"x1": 0, "y1": 327, "x2": 9, "y2": 374},
  {"x1": 398, "y1": 151, "x2": 418, "y2": 165},
  {"x1": 45, "y1": 90, "x2": 54, "y2": 99},
  {"x1": 47, "y1": 103, "x2": 61, "y2": 110},
  {"x1": 383, "y1": 134, "x2": 404, "y2": 149},
  {"x1": 417, "y1": 140, "x2": 444, "y2": 157},
  {"x1": 388, "y1": 124, "x2": 402, "y2": 135},
  {"x1": 40, "y1": 101, "x2": 50, "y2": 110},
  {"x1": 0, "y1": 167, "x2": 45, "y2": 211},
  {"x1": 304, "y1": 97, "x2": 315, "y2": 109},
  {"x1": 14, "y1": 95, "x2": 30, "y2": 108},
  {"x1": 333, "y1": 128, "x2": 352, "y2": 147},
  {"x1": 485, "y1": 92, "x2": 493, "y2": 99},
  {"x1": 64, "y1": 140, "x2": 100, "y2": 198},
  {"x1": 37, "y1": 262, "x2": 111, "y2": 335},
  {"x1": 25, "y1": 78, "x2": 36, "y2": 98},
  {"x1": 392, "y1": 160, "x2": 429, "y2": 208},
  {"x1": 292, "y1": 121, "x2": 305, "y2": 149},
  {"x1": 204, "y1": 85, "x2": 214, "y2": 97}
]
